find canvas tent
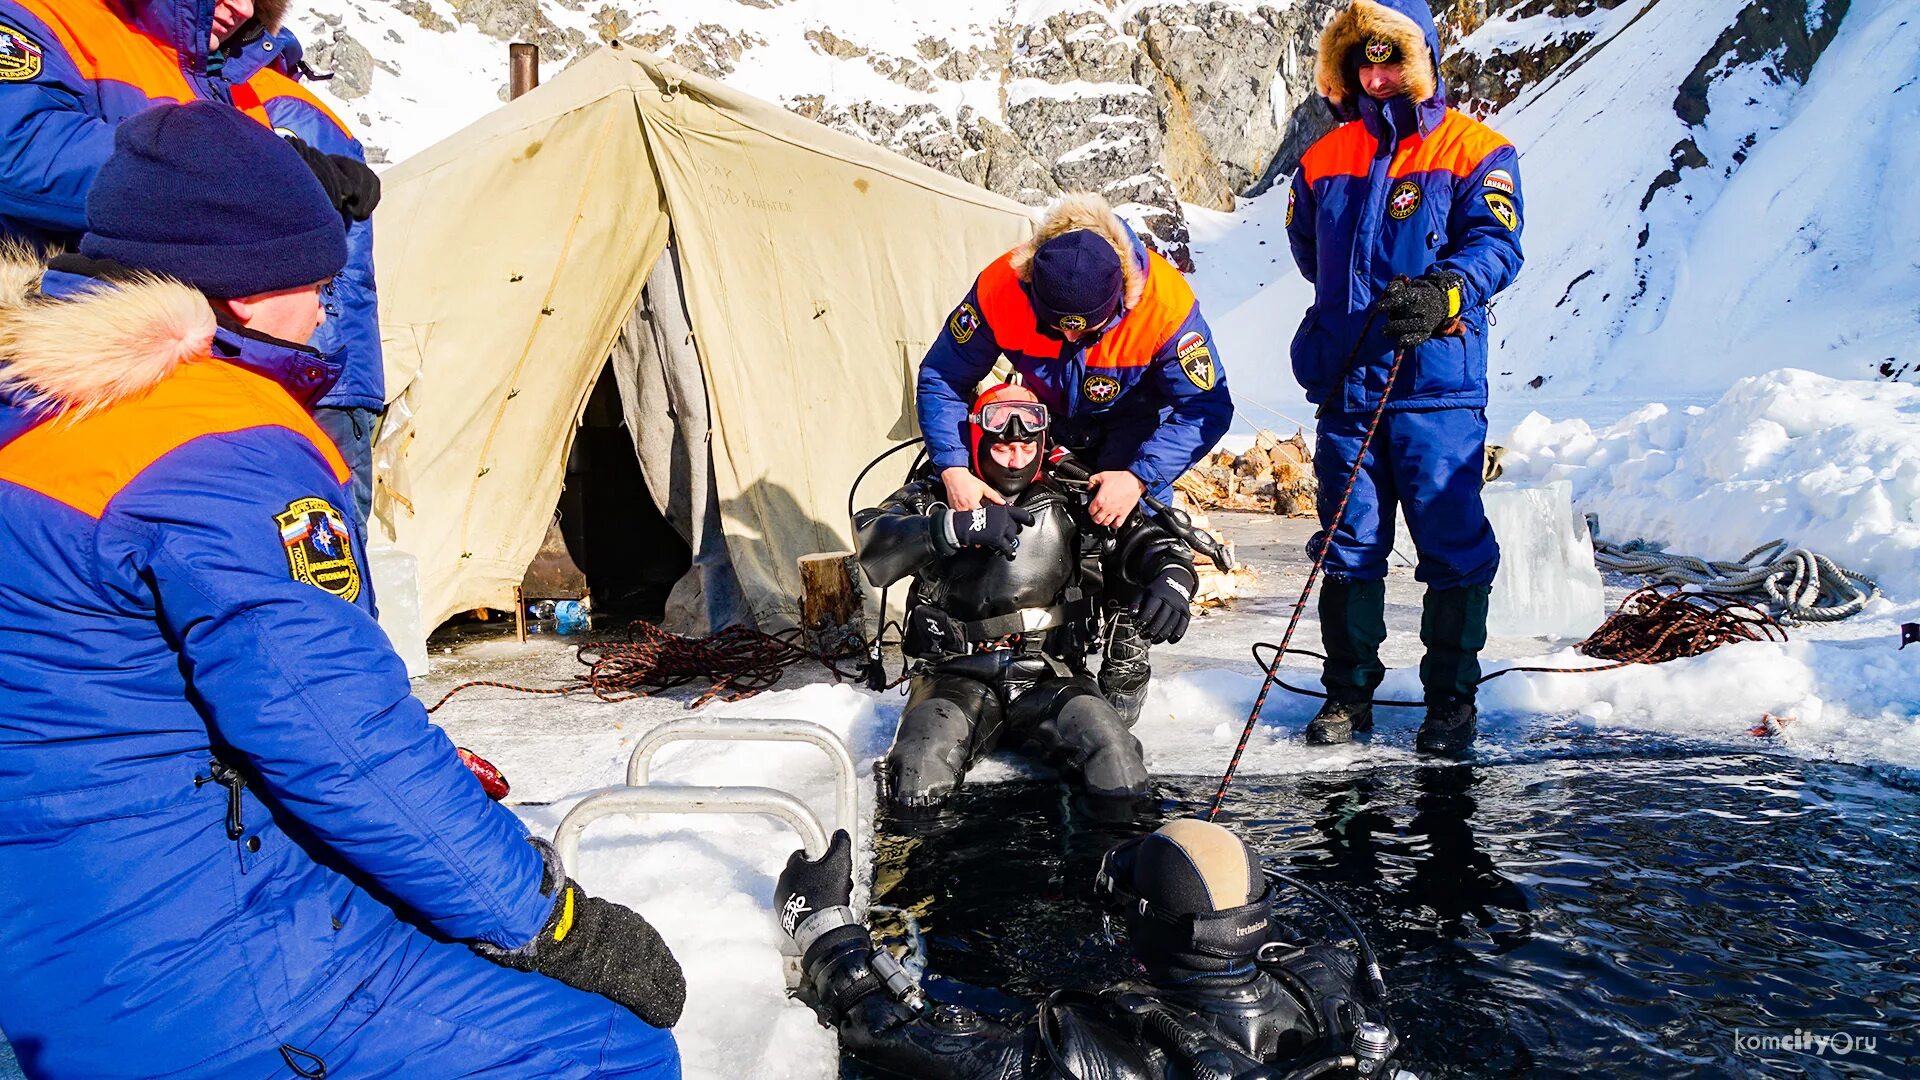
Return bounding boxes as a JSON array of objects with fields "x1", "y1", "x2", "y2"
[{"x1": 369, "y1": 43, "x2": 1033, "y2": 636}]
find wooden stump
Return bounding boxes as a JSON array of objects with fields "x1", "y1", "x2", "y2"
[{"x1": 798, "y1": 551, "x2": 864, "y2": 658}]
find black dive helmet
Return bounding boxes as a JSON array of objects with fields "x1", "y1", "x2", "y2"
[{"x1": 1094, "y1": 819, "x2": 1276, "y2": 977}]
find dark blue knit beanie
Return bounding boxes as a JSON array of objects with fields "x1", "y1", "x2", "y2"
[
  {"x1": 80, "y1": 101, "x2": 347, "y2": 299},
  {"x1": 1030, "y1": 229, "x2": 1125, "y2": 332}
]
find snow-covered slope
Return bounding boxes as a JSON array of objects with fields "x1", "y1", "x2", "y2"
[{"x1": 1469, "y1": 0, "x2": 1915, "y2": 399}]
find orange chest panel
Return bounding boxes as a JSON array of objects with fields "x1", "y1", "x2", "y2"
[
  {"x1": 1301, "y1": 111, "x2": 1510, "y2": 187},
  {"x1": 0, "y1": 361, "x2": 347, "y2": 519},
  {"x1": 975, "y1": 251, "x2": 1194, "y2": 369},
  {"x1": 11, "y1": 0, "x2": 196, "y2": 103}
]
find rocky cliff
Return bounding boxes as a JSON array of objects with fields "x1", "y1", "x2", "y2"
[{"x1": 297, "y1": 0, "x2": 1856, "y2": 281}]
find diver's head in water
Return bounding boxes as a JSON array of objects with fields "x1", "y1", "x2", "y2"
[{"x1": 1095, "y1": 817, "x2": 1274, "y2": 984}]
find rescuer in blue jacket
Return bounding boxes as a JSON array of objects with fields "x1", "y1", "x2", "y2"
[
  {"x1": 0, "y1": 0, "x2": 385, "y2": 527},
  {"x1": 918, "y1": 192, "x2": 1233, "y2": 725},
  {"x1": 1284, "y1": 0, "x2": 1525, "y2": 756},
  {"x1": 0, "y1": 104, "x2": 682, "y2": 1079}
]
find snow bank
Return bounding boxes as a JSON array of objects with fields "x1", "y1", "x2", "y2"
[
  {"x1": 1494, "y1": 369, "x2": 1920, "y2": 602},
  {"x1": 1133, "y1": 636, "x2": 1920, "y2": 780}
]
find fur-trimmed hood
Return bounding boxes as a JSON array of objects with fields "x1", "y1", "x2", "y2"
[
  {"x1": 0, "y1": 247, "x2": 218, "y2": 418},
  {"x1": 1315, "y1": 0, "x2": 1443, "y2": 111},
  {"x1": 1008, "y1": 193, "x2": 1149, "y2": 310}
]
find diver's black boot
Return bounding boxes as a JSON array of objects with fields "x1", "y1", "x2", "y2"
[
  {"x1": 1306, "y1": 693, "x2": 1374, "y2": 745},
  {"x1": 1416, "y1": 694, "x2": 1478, "y2": 756}
]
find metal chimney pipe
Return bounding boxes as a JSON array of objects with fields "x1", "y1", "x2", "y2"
[{"x1": 509, "y1": 43, "x2": 540, "y2": 99}]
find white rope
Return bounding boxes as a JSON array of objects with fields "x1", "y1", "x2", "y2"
[{"x1": 1592, "y1": 535, "x2": 1880, "y2": 624}]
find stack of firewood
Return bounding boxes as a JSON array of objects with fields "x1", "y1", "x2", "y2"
[{"x1": 1175, "y1": 429, "x2": 1315, "y2": 516}]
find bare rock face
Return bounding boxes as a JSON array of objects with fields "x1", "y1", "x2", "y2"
[
  {"x1": 1132, "y1": 3, "x2": 1291, "y2": 199},
  {"x1": 305, "y1": 27, "x2": 376, "y2": 100}
]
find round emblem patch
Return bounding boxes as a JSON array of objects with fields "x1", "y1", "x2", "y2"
[
  {"x1": 1364, "y1": 37, "x2": 1395, "y2": 64},
  {"x1": 1388, "y1": 180, "x2": 1423, "y2": 221},
  {"x1": 948, "y1": 302, "x2": 981, "y2": 345},
  {"x1": 1083, "y1": 374, "x2": 1121, "y2": 405},
  {"x1": 1058, "y1": 313, "x2": 1088, "y2": 333},
  {"x1": 0, "y1": 23, "x2": 45, "y2": 82}
]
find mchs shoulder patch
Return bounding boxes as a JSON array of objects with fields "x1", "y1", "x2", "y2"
[
  {"x1": 948, "y1": 302, "x2": 981, "y2": 345},
  {"x1": 1174, "y1": 331, "x2": 1215, "y2": 391},
  {"x1": 1483, "y1": 191, "x2": 1518, "y2": 231},
  {"x1": 278, "y1": 497, "x2": 362, "y2": 602},
  {"x1": 0, "y1": 23, "x2": 44, "y2": 82}
]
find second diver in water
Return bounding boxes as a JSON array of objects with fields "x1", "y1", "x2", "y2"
[
  {"x1": 775, "y1": 819, "x2": 1406, "y2": 1080},
  {"x1": 854, "y1": 382, "x2": 1199, "y2": 820}
]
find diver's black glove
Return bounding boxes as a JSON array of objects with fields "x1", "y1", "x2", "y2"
[
  {"x1": 1134, "y1": 563, "x2": 1197, "y2": 644},
  {"x1": 1376, "y1": 271, "x2": 1464, "y2": 347},
  {"x1": 286, "y1": 136, "x2": 382, "y2": 221},
  {"x1": 932, "y1": 504, "x2": 1035, "y2": 561},
  {"x1": 775, "y1": 828, "x2": 854, "y2": 938},
  {"x1": 476, "y1": 839, "x2": 686, "y2": 1029}
]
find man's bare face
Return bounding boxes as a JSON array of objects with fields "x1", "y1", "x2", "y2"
[
  {"x1": 209, "y1": 0, "x2": 254, "y2": 49},
  {"x1": 1359, "y1": 61, "x2": 1407, "y2": 100}
]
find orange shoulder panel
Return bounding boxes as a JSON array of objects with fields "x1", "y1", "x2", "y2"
[
  {"x1": 0, "y1": 360, "x2": 348, "y2": 519},
  {"x1": 10, "y1": 0, "x2": 194, "y2": 101},
  {"x1": 235, "y1": 68, "x2": 352, "y2": 135},
  {"x1": 1394, "y1": 109, "x2": 1511, "y2": 180},
  {"x1": 976, "y1": 252, "x2": 1060, "y2": 360},
  {"x1": 1086, "y1": 253, "x2": 1194, "y2": 371},
  {"x1": 1300, "y1": 122, "x2": 1373, "y2": 186}
]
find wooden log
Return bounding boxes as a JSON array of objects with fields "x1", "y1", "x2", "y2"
[{"x1": 798, "y1": 551, "x2": 864, "y2": 658}]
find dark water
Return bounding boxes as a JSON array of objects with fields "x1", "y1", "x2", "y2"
[{"x1": 862, "y1": 753, "x2": 1920, "y2": 1078}]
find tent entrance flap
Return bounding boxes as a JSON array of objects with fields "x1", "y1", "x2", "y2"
[
  {"x1": 610, "y1": 243, "x2": 750, "y2": 633},
  {"x1": 555, "y1": 364, "x2": 690, "y2": 621}
]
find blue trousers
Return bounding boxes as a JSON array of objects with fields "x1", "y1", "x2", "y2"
[{"x1": 1312, "y1": 408, "x2": 1499, "y2": 589}]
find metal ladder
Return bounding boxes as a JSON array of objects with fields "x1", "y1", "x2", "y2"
[
  {"x1": 553, "y1": 716, "x2": 859, "y2": 867},
  {"x1": 550, "y1": 717, "x2": 861, "y2": 987}
]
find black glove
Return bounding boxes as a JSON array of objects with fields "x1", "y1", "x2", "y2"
[
  {"x1": 1133, "y1": 563, "x2": 1197, "y2": 644},
  {"x1": 932, "y1": 503, "x2": 1035, "y2": 561},
  {"x1": 478, "y1": 840, "x2": 686, "y2": 1029},
  {"x1": 775, "y1": 829, "x2": 854, "y2": 938},
  {"x1": 1376, "y1": 271, "x2": 1464, "y2": 348},
  {"x1": 286, "y1": 136, "x2": 382, "y2": 221}
]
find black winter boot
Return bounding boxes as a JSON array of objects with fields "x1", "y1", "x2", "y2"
[
  {"x1": 1319, "y1": 578, "x2": 1388, "y2": 700},
  {"x1": 1417, "y1": 694, "x2": 1478, "y2": 757},
  {"x1": 1306, "y1": 693, "x2": 1374, "y2": 745},
  {"x1": 1418, "y1": 585, "x2": 1490, "y2": 703}
]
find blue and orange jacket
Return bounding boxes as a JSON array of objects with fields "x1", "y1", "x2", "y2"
[
  {"x1": 1285, "y1": 0, "x2": 1524, "y2": 413},
  {"x1": 0, "y1": 0, "x2": 383, "y2": 408},
  {"x1": 0, "y1": 253, "x2": 546, "y2": 1077},
  {"x1": 917, "y1": 197, "x2": 1232, "y2": 495}
]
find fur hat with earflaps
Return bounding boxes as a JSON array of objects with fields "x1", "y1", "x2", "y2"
[{"x1": 1314, "y1": 0, "x2": 1439, "y2": 109}]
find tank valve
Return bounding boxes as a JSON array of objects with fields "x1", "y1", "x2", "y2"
[{"x1": 1352, "y1": 1021, "x2": 1397, "y2": 1075}]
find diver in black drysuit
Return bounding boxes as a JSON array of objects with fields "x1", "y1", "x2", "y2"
[
  {"x1": 773, "y1": 819, "x2": 1406, "y2": 1080},
  {"x1": 854, "y1": 382, "x2": 1198, "y2": 818}
]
